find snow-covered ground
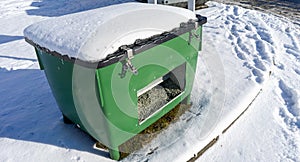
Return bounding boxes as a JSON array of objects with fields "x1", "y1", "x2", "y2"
[
  {"x1": 198, "y1": 3, "x2": 300, "y2": 161},
  {"x1": 0, "y1": 0, "x2": 299, "y2": 161}
]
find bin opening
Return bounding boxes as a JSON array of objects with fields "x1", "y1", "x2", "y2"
[{"x1": 137, "y1": 63, "x2": 186, "y2": 124}]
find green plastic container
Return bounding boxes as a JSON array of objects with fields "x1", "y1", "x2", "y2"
[{"x1": 25, "y1": 8, "x2": 206, "y2": 160}]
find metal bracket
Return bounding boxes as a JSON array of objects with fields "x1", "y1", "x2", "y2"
[
  {"x1": 119, "y1": 47, "x2": 138, "y2": 78},
  {"x1": 188, "y1": 30, "x2": 201, "y2": 45},
  {"x1": 126, "y1": 48, "x2": 134, "y2": 60},
  {"x1": 188, "y1": 22, "x2": 203, "y2": 52},
  {"x1": 194, "y1": 21, "x2": 199, "y2": 30},
  {"x1": 188, "y1": 21, "x2": 201, "y2": 45}
]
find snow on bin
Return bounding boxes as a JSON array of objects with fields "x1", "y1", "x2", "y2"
[{"x1": 24, "y1": 2, "x2": 206, "y2": 160}]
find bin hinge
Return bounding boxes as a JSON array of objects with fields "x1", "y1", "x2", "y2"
[{"x1": 119, "y1": 47, "x2": 138, "y2": 78}]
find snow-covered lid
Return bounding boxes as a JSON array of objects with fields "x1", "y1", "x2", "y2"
[{"x1": 24, "y1": 2, "x2": 197, "y2": 62}]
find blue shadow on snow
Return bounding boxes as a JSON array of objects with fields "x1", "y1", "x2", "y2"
[
  {"x1": 0, "y1": 67, "x2": 108, "y2": 158},
  {"x1": 0, "y1": 55, "x2": 37, "y2": 62},
  {"x1": 26, "y1": 0, "x2": 137, "y2": 17},
  {"x1": 0, "y1": 35, "x2": 23, "y2": 44}
]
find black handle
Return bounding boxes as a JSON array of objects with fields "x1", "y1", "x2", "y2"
[{"x1": 196, "y1": 14, "x2": 207, "y2": 25}]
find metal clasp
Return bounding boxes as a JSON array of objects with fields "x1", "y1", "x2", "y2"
[
  {"x1": 119, "y1": 47, "x2": 138, "y2": 78},
  {"x1": 188, "y1": 21, "x2": 201, "y2": 45}
]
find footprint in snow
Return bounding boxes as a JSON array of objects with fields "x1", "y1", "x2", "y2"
[
  {"x1": 228, "y1": 34, "x2": 234, "y2": 40},
  {"x1": 284, "y1": 44, "x2": 300, "y2": 61},
  {"x1": 225, "y1": 5, "x2": 230, "y2": 12},
  {"x1": 233, "y1": 6, "x2": 239, "y2": 16},
  {"x1": 275, "y1": 61, "x2": 285, "y2": 70},
  {"x1": 255, "y1": 40, "x2": 271, "y2": 62},
  {"x1": 253, "y1": 58, "x2": 267, "y2": 71},
  {"x1": 231, "y1": 24, "x2": 239, "y2": 37},
  {"x1": 278, "y1": 79, "x2": 300, "y2": 118},
  {"x1": 251, "y1": 68, "x2": 264, "y2": 84},
  {"x1": 294, "y1": 69, "x2": 300, "y2": 76},
  {"x1": 226, "y1": 15, "x2": 241, "y2": 24},
  {"x1": 256, "y1": 28, "x2": 274, "y2": 45},
  {"x1": 234, "y1": 46, "x2": 246, "y2": 60},
  {"x1": 277, "y1": 79, "x2": 300, "y2": 131},
  {"x1": 225, "y1": 20, "x2": 230, "y2": 25},
  {"x1": 284, "y1": 28, "x2": 300, "y2": 57},
  {"x1": 237, "y1": 37, "x2": 251, "y2": 55},
  {"x1": 245, "y1": 24, "x2": 252, "y2": 31}
]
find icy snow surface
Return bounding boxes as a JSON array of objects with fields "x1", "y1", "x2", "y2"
[
  {"x1": 23, "y1": 2, "x2": 196, "y2": 62},
  {"x1": 1, "y1": 0, "x2": 300, "y2": 162}
]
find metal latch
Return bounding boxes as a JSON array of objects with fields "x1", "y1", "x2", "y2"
[
  {"x1": 119, "y1": 46, "x2": 138, "y2": 78},
  {"x1": 188, "y1": 21, "x2": 202, "y2": 46}
]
